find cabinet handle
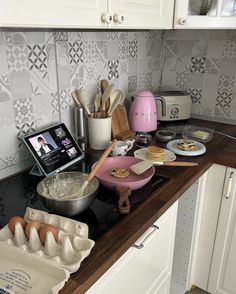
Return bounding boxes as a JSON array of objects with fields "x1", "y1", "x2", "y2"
[
  {"x1": 101, "y1": 13, "x2": 113, "y2": 24},
  {"x1": 225, "y1": 172, "x2": 234, "y2": 199},
  {"x1": 113, "y1": 14, "x2": 125, "y2": 24},
  {"x1": 132, "y1": 225, "x2": 159, "y2": 249},
  {"x1": 178, "y1": 18, "x2": 187, "y2": 25}
]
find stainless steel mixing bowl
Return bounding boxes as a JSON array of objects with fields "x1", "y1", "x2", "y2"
[{"x1": 37, "y1": 172, "x2": 99, "y2": 216}]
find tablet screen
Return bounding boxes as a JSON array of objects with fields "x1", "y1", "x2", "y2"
[{"x1": 24, "y1": 123, "x2": 84, "y2": 176}]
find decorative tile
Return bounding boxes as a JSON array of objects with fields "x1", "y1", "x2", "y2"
[
  {"x1": 0, "y1": 154, "x2": 17, "y2": 170},
  {"x1": 68, "y1": 32, "x2": 83, "y2": 43},
  {"x1": 107, "y1": 41, "x2": 119, "y2": 60},
  {"x1": 59, "y1": 88, "x2": 72, "y2": 111},
  {"x1": 147, "y1": 57, "x2": 160, "y2": 72},
  {"x1": 0, "y1": 33, "x2": 9, "y2": 76},
  {"x1": 27, "y1": 44, "x2": 47, "y2": 70},
  {"x1": 137, "y1": 74, "x2": 145, "y2": 90},
  {"x1": 58, "y1": 66, "x2": 71, "y2": 89},
  {"x1": 206, "y1": 41, "x2": 224, "y2": 58},
  {"x1": 5, "y1": 32, "x2": 27, "y2": 45},
  {"x1": 13, "y1": 98, "x2": 34, "y2": 125},
  {"x1": 83, "y1": 41, "x2": 106, "y2": 63},
  {"x1": 0, "y1": 75, "x2": 11, "y2": 102},
  {"x1": 128, "y1": 76, "x2": 137, "y2": 92},
  {"x1": 223, "y1": 40, "x2": 236, "y2": 58},
  {"x1": 219, "y1": 58, "x2": 236, "y2": 75},
  {"x1": 177, "y1": 40, "x2": 193, "y2": 56},
  {"x1": 6, "y1": 44, "x2": 29, "y2": 73},
  {"x1": 10, "y1": 72, "x2": 31, "y2": 100},
  {"x1": 108, "y1": 32, "x2": 119, "y2": 41},
  {"x1": 216, "y1": 91, "x2": 232, "y2": 117},
  {"x1": 119, "y1": 59, "x2": 129, "y2": 76},
  {"x1": 189, "y1": 73, "x2": 203, "y2": 89},
  {"x1": 189, "y1": 88, "x2": 202, "y2": 104},
  {"x1": 68, "y1": 41, "x2": 83, "y2": 64},
  {"x1": 16, "y1": 121, "x2": 36, "y2": 147},
  {"x1": 50, "y1": 92, "x2": 60, "y2": 115},
  {"x1": 55, "y1": 42, "x2": 69, "y2": 66},
  {"x1": 108, "y1": 60, "x2": 119, "y2": 80},
  {"x1": 129, "y1": 40, "x2": 138, "y2": 58},
  {"x1": 176, "y1": 69, "x2": 190, "y2": 90},
  {"x1": 192, "y1": 39, "x2": 208, "y2": 56},
  {"x1": 205, "y1": 58, "x2": 220, "y2": 74},
  {"x1": 25, "y1": 32, "x2": 46, "y2": 44},
  {"x1": 145, "y1": 72, "x2": 152, "y2": 89},
  {"x1": 0, "y1": 100, "x2": 14, "y2": 126},
  {"x1": 218, "y1": 75, "x2": 235, "y2": 93},
  {"x1": 30, "y1": 70, "x2": 49, "y2": 96},
  {"x1": 70, "y1": 64, "x2": 84, "y2": 87},
  {"x1": 55, "y1": 32, "x2": 68, "y2": 42},
  {"x1": 190, "y1": 57, "x2": 206, "y2": 73},
  {"x1": 84, "y1": 61, "x2": 108, "y2": 84},
  {"x1": 165, "y1": 40, "x2": 178, "y2": 58}
]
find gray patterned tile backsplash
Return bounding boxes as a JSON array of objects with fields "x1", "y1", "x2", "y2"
[
  {"x1": 162, "y1": 30, "x2": 236, "y2": 122},
  {"x1": 0, "y1": 29, "x2": 235, "y2": 179}
]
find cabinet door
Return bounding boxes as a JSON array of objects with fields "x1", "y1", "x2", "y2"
[
  {"x1": 108, "y1": 0, "x2": 174, "y2": 29},
  {"x1": 208, "y1": 168, "x2": 236, "y2": 294},
  {"x1": 0, "y1": 0, "x2": 107, "y2": 28},
  {"x1": 174, "y1": 0, "x2": 236, "y2": 29},
  {"x1": 86, "y1": 202, "x2": 178, "y2": 294}
]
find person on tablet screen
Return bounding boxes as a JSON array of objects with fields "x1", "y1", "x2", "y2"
[{"x1": 38, "y1": 136, "x2": 54, "y2": 156}]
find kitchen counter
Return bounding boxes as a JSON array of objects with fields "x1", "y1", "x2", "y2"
[{"x1": 60, "y1": 119, "x2": 236, "y2": 294}]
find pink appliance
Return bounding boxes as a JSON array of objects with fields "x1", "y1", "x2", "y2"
[{"x1": 129, "y1": 90, "x2": 157, "y2": 132}]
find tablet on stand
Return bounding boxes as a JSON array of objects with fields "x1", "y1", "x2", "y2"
[{"x1": 23, "y1": 123, "x2": 85, "y2": 177}]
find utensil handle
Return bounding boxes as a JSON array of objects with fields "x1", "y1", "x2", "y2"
[
  {"x1": 86, "y1": 139, "x2": 117, "y2": 183},
  {"x1": 163, "y1": 161, "x2": 198, "y2": 166}
]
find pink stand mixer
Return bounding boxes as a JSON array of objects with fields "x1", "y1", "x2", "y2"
[{"x1": 129, "y1": 90, "x2": 157, "y2": 147}]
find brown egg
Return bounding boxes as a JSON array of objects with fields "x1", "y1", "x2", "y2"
[
  {"x1": 25, "y1": 221, "x2": 42, "y2": 239},
  {"x1": 8, "y1": 216, "x2": 27, "y2": 234},
  {"x1": 39, "y1": 224, "x2": 58, "y2": 244}
]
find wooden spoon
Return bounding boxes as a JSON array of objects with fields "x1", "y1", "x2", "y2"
[
  {"x1": 94, "y1": 94, "x2": 101, "y2": 118},
  {"x1": 100, "y1": 84, "x2": 115, "y2": 117},
  {"x1": 107, "y1": 90, "x2": 125, "y2": 117},
  {"x1": 60, "y1": 140, "x2": 117, "y2": 199}
]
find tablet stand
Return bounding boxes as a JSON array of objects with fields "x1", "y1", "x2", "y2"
[{"x1": 29, "y1": 163, "x2": 45, "y2": 177}]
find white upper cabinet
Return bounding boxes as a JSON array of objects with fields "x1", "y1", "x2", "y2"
[
  {"x1": 108, "y1": 0, "x2": 174, "y2": 29},
  {"x1": 0, "y1": 0, "x2": 174, "y2": 29},
  {"x1": 174, "y1": 0, "x2": 236, "y2": 29},
  {"x1": 0, "y1": 0, "x2": 108, "y2": 28}
]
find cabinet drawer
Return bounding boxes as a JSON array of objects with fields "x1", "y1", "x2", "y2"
[{"x1": 86, "y1": 202, "x2": 178, "y2": 294}]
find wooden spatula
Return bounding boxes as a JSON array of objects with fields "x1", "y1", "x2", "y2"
[{"x1": 130, "y1": 160, "x2": 198, "y2": 175}]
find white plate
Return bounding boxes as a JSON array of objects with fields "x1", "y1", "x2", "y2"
[
  {"x1": 134, "y1": 148, "x2": 176, "y2": 165},
  {"x1": 166, "y1": 139, "x2": 206, "y2": 156}
]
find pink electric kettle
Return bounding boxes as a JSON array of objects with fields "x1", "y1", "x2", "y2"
[{"x1": 129, "y1": 90, "x2": 157, "y2": 133}]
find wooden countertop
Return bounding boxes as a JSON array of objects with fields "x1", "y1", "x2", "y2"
[{"x1": 60, "y1": 119, "x2": 236, "y2": 294}]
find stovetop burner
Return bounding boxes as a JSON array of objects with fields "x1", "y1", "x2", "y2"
[{"x1": 0, "y1": 158, "x2": 169, "y2": 240}]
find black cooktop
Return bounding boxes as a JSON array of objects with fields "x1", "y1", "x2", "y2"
[{"x1": 0, "y1": 156, "x2": 168, "y2": 240}]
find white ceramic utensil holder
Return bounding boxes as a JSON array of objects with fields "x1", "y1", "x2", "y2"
[{"x1": 88, "y1": 116, "x2": 112, "y2": 150}]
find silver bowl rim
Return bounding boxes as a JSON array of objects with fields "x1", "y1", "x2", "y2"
[{"x1": 37, "y1": 171, "x2": 99, "y2": 202}]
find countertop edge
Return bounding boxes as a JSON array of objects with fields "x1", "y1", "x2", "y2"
[{"x1": 60, "y1": 119, "x2": 236, "y2": 294}]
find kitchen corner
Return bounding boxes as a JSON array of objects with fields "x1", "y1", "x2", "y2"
[{"x1": 0, "y1": 6, "x2": 236, "y2": 294}]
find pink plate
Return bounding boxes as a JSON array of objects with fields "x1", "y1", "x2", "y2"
[{"x1": 95, "y1": 156, "x2": 155, "y2": 191}]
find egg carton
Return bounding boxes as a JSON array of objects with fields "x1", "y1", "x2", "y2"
[{"x1": 0, "y1": 208, "x2": 95, "y2": 274}]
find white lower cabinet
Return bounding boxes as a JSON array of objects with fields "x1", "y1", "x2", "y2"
[
  {"x1": 208, "y1": 167, "x2": 236, "y2": 294},
  {"x1": 86, "y1": 202, "x2": 178, "y2": 294},
  {"x1": 190, "y1": 165, "x2": 236, "y2": 294}
]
